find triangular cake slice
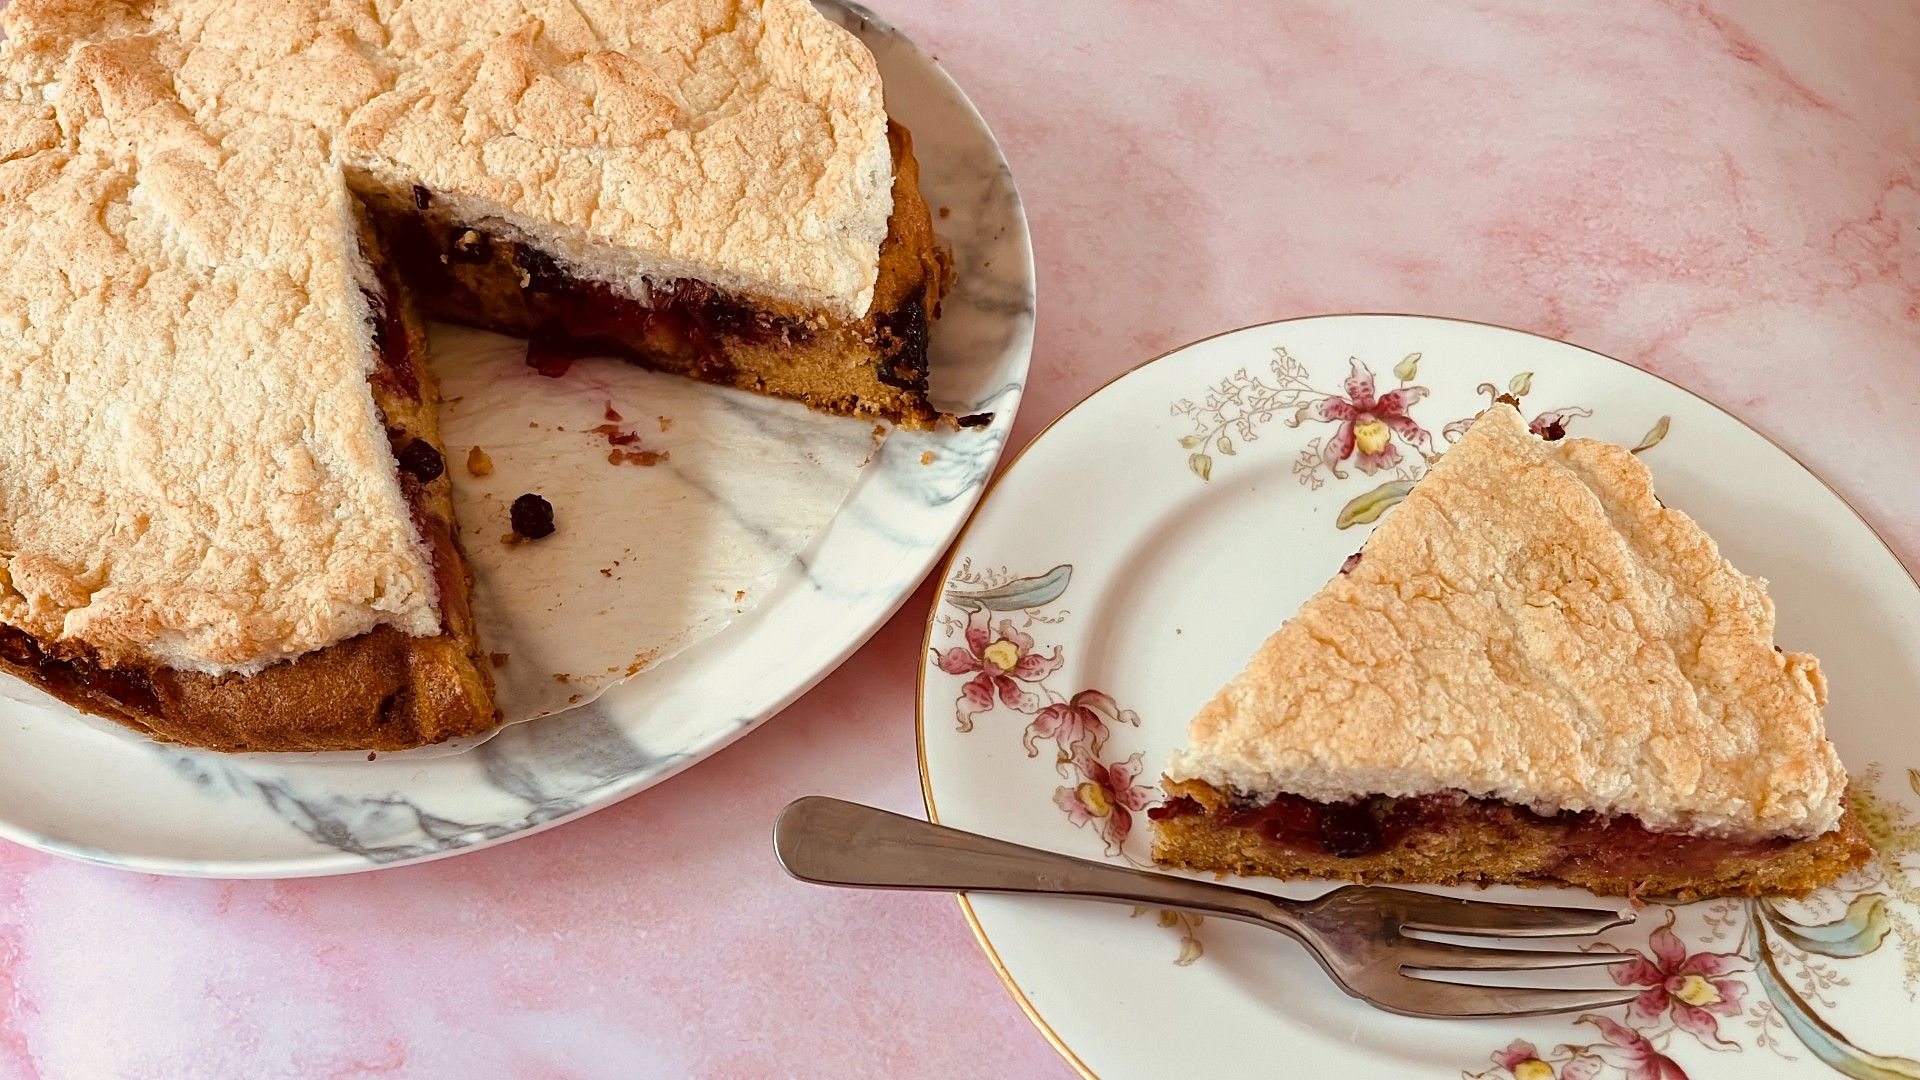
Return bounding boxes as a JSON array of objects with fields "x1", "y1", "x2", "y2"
[{"x1": 1152, "y1": 405, "x2": 1869, "y2": 900}]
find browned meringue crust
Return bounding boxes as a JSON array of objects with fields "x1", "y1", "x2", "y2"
[
  {"x1": 1153, "y1": 778, "x2": 1871, "y2": 902},
  {"x1": 0, "y1": 0, "x2": 942, "y2": 751}
]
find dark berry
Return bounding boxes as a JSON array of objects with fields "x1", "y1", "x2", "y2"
[
  {"x1": 1316, "y1": 802, "x2": 1382, "y2": 858},
  {"x1": 394, "y1": 439, "x2": 444, "y2": 483},
  {"x1": 1339, "y1": 551, "x2": 1363, "y2": 575},
  {"x1": 1535, "y1": 419, "x2": 1567, "y2": 441},
  {"x1": 510, "y1": 493, "x2": 556, "y2": 540},
  {"x1": 411, "y1": 185, "x2": 431, "y2": 210},
  {"x1": 513, "y1": 244, "x2": 567, "y2": 291}
]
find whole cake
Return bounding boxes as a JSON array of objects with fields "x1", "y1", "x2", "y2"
[
  {"x1": 0, "y1": 0, "x2": 947, "y2": 752},
  {"x1": 1151, "y1": 406, "x2": 1870, "y2": 900}
]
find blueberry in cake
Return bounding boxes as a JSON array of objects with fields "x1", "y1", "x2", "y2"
[
  {"x1": 1151, "y1": 405, "x2": 1870, "y2": 900},
  {"x1": 0, "y1": 0, "x2": 947, "y2": 751}
]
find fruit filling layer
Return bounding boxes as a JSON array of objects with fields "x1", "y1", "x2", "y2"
[
  {"x1": 0, "y1": 265, "x2": 476, "y2": 738},
  {"x1": 368, "y1": 199, "x2": 817, "y2": 382},
  {"x1": 356, "y1": 237, "x2": 467, "y2": 642},
  {"x1": 1149, "y1": 789, "x2": 1799, "y2": 878}
]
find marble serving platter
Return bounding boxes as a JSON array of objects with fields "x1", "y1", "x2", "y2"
[{"x1": 0, "y1": 2, "x2": 1034, "y2": 877}]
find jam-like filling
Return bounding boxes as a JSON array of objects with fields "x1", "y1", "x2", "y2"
[
  {"x1": 370, "y1": 203, "x2": 820, "y2": 387},
  {"x1": 509, "y1": 493, "x2": 556, "y2": 540},
  {"x1": 363, "y1": 288, "x2": 417, "y2": 400},
  {"x1": 509, "y1": 256, "x2": 799, "y2": 385},
  {"x1": 515, "y1": 242, "x2": 808, "y2": 349},
  {"x1": 1151, "y1": 790, "x2": 1795, "y2": 876},
  {"x1": 359, "y1": 225, "x2": 422, "y2": 403},
  {"x1": 359, "y1": 260, "x2": 465, "y2": 640},
  {"x1": 0, "y1": 624, "x2": 162, "y2": 717}
]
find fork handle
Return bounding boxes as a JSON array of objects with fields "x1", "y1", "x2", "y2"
[{"x1": 774, "y1": 796, "x2": 1290, "y2": 926}]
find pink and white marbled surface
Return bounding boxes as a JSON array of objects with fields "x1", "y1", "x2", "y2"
[{"x1": 4, "y1": 1, "x2": 1918, "y2": 1076}]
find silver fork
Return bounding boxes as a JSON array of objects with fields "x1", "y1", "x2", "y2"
[{"x1": 774, "y1": 797, "x2": 1641, "y2": 1019}]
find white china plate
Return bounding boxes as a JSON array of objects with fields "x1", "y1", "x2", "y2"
[
  {"x1": 0, "y1": 2, "x2": 1033, "y2": 878},
  {"x1": 919, "y1": 315, "x2": 1920, "y2": 1080}
]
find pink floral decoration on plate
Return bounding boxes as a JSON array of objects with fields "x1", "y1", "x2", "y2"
[
  {"x1": 1314, "y1": 358, "x2": 1434, "y2": 476},
  {"x1": 933, "y1": 608, "x2": 1063, "y2": 731}
]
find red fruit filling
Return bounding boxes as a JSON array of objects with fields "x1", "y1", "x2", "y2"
[{"x1": 1150, "y1": 790, "x2": 1795, "y2": 874}]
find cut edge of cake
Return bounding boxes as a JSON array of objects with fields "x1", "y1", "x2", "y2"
[
  {"x1": 1150, "y1": 404, "x2": 1869, "y2": 899},
  {"x1": 351, "y1": 120, "x2": 951, "y2": 431}
]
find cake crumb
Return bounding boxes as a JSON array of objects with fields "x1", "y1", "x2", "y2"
[
  {"x1": 937, "y1": 205, "x2": 950, "y2": 219},
  {"x1": 658, "y1": 416, "x2": 672, "y2": 432},
  {"x1": 527, "y1": 421, "x2": 538, "y2": 429},
  {"x1": 465, "y1": 445, "x2": 494, "y2": 477},
  {"x1": 920, "y1": 450, "x2": 936, "y2": 465},
  {"x1": 490, "y1": 652, "x2": 510, "y2": 667},
  {"x1": 553, "y1": 673, "x2": 571, "y2": 684},
  {"x1": 599, "y1": 566, "x2": 615, "y2": 578},
  {"x1": 609, "y1": 449, "x2": 668, "y2": 467},
  {"x1": 604, "y1": 403, "x2": 623, "y2": 422},
  {"x1": 567, "y1": 693, "x2": 581, "y2": 705},
  {"x1": 734, "y1": 589, "x2": 745, "y2": 602},
  {"x1": 366, "y1": 752, "x2": 376, "y2": 761}
]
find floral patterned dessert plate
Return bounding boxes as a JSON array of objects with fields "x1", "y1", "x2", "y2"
[{"x1": 918, "y1": 315, "x2": 1920, "y2": 1080}]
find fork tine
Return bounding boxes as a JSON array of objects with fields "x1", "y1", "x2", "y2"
[
  {"x1": 1378, "y1": 978, "x2": 1641, "y2": 1019},
  {"x1": 1392, "y1": 935, "x2": 1632, "y2": 972},
  {"x1": 1382, "y1": 889, "x2": 1633, "y2": 938}
]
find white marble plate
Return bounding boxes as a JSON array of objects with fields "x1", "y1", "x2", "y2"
[
  {"x1": 919, "y1": 316, "x2": 1920, "y2": 1079},
  {"x1": 0, "y1": 2, "x2": 1032, "y2": 877}
]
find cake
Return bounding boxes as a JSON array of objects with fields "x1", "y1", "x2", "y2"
[
  {"x1": 1151, "y1": 405, "x2": 1870, "y2": 900},
  {"x1": 0, "y1": 0, "x2": 947, "y2": 752}
]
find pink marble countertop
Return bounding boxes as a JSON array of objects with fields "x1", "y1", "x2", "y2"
[{"x1": 4, "y1": 2, "x2": 1918, "y2": 1076}]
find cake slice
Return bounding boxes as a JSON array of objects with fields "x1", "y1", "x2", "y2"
[
  {"x1": 1152, "y1": 405, "x2": 1869, "y2": 900},
  {"x1": 0, "y1": 57, "x2": 494, "y2": 751}
]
